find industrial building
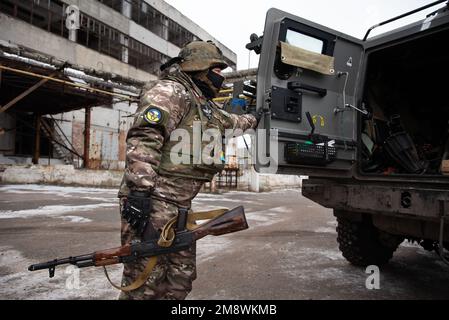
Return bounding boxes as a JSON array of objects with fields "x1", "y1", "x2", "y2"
[{"x1": 0, "y1": 0, "x2": 237, "y2": 170}]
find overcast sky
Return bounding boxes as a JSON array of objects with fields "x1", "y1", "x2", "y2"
[{"x1": 164, "y1": 0, "x2": 446, "y2": 70}]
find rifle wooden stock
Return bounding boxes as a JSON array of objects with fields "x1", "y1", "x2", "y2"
[{"x1": 192, "y1": 206, "x2": 248, "y2": 241}]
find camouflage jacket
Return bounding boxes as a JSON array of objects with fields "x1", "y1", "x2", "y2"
[{"x1": 118, "y1": 65, "x2": 257, "y2": 206}]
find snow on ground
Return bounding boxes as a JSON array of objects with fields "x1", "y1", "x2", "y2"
[
  {"x1": 400, "y1": 241, "x2": 422, "y2": 248},
  {"x1": 314, "y1": 227, "x2": 337, "y2": 234},
  {"x1": 0, "y1": 185, "x2": 117, "y2": 203},
  {"x1": 191, "y1": 201, "x2": 290, "y2": 262},
  {"x1": 0, "y1": 246, "x2": 120, "y2": 300},
  {"x1": 0, "y1": 203, "x2": 116, "y2": 220},
  {"x1": 244, "y1": 206, "x2": 291, "y2": 227},
  {"x1": 0, "y1": 184, "x2": 117, "y2": 194},
  {"x1": 0, "y1": 185, "x2": 303, "y2": 299},
  {"x1": 57, "y1": 216, "x2": 93, "y2": 223},
  {"x1": 196, "y1": 237, "x2": 234, "y2": 263}
]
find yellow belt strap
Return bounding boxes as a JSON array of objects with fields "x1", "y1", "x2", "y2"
[
  {"x1": 186, "y1": 208, "x2": 228, "y2": 230},
  {"x1": 103, "y1": 256, "x2": 158, "y2": 292},
  {"x1": 105, "y1": 207, "x2": 229, "y2": 292}
]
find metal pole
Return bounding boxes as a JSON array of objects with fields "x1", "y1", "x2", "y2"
[
  {"x1": 0, "y1": 66, "x2": 139, "y2": 104},
  {"x1": 0, "y1": 47, "x2": 144, "y2": 87},
  {"x1": 48, "y1": 120, "x2": 52, "y2": 166},
  {"x1": 84, "y1": 107, "x2": 91, "y2": 169},
  {"x1": 33, "y1": 114, "x2": 41, "y2": 165},
  {"x1": 0, "y1": 71, "x2": 57, "y2": 114},
  {"x1": 363, "y1": 0, "x2": 447, "y2": 41},
  {"x1": 223, "y1": 68, "x2": 258, "y2": 83}
]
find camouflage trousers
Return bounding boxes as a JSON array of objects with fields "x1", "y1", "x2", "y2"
[{"x1": 118, "y1": 198, "x2": 197, "y2": 300}]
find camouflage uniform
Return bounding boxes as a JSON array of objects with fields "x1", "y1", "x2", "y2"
[{"x1": 117, "y1": 43, "x2": 257, "y2": 300}]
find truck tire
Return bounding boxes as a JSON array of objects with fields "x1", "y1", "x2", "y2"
[{"x1": 336, "y1": 216, "x2": 401, "y2": 266}]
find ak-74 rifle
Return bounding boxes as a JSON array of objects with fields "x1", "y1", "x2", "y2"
[{"x1": 28, "y1": 206, "x2": 248, "y2": 281}]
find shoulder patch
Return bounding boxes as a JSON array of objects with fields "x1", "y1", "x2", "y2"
[{"x1": 143, "y1": 107, "x2": 164, "y2": 125}]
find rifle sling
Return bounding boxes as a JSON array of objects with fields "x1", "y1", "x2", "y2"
[
  {"x1": 104, "y1": 207, "x2": 229, "y2": 292},
  {"x1": 103, "y1": 256, "x2": 158, "y2": 292}
]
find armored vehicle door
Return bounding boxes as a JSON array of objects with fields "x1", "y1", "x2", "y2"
[{"x1": 255, "y1": 8, "x2": 364, "y2": 177}]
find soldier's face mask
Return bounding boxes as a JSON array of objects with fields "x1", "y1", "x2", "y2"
[
  {"x1": 207, "y1": 68, "x2": 225, "y2": 91},
  {"x1": 191, "y1": 69, "x2": 224, "y2": 99}
]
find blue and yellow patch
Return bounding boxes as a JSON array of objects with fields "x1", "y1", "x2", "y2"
[{"x1": 144, "y1": 107, "x2": 163, "y2": 125}]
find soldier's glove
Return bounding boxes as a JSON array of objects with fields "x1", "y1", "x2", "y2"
[
  {"x1": 121, "y1": 191, "x2": 153, "y2": 235},
  {"x1": 247, "y1": 106, "x2": 264, "y2": 127}
]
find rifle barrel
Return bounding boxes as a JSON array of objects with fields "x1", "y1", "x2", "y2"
[{"x1": 28, "y1": 254, "x2": 95, "y2": 272}]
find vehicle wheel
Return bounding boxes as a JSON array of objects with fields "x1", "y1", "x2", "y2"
[{"x1": 336, "y1": 216, "x2": 402, "y2": 266}]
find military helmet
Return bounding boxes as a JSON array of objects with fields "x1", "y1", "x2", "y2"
[{"x1": 179, "y1": 41, "x2": 228, "y2": 72}]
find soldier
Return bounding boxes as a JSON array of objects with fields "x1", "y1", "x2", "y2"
[{"x1": 117, "y1": 40, "x2": 260, "y2": 300}]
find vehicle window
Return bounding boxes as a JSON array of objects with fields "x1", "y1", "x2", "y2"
[{"x1": 285, "y1": 29, "x2": 324, "y2": 54}]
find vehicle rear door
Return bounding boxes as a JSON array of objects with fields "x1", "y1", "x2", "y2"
[{"x1": 255, "y1": 8, "x2": 365, "y2": 177}]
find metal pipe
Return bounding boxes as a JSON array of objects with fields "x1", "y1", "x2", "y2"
[
  {"x1": 213, "y1": 95, "x2": 248, "y2": 103},
  {"x1": 213, "y1": 96, "x2": 232, "y2": 103},
  {"x1": 0, "y1": 50, "x2": 139, "y2": 94},
  {"x1": 223, "y1": 68, "x2": 258, "y2": 83},
  {"x1": 33, "y1": 114, "x2": 41, "y2": 165},
  {"x1": 0, "y1": 43, "x2": 145, "y2": 87},
  {"x1": 363, "y1": 0, "x2": 447, "y2": 41},
  {"x1": 0, "y1": 65, "x2": 139, "y2": 102},
  {"x1": 439, "y1": 201, "x2": 449, "y2": 266},
  {"x1": 84, "y1": 107, "x2": 91, "y2": 169}
]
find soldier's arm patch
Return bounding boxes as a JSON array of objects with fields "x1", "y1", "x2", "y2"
[{"x1": 143, "y1": 106, "x2": 164, "y2": 125}]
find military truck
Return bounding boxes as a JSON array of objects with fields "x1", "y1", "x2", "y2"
[{"x1": 249, "y1": 1, "x2": 449, "y2": 266}]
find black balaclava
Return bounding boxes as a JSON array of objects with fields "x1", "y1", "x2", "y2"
[{"x1": 191, "y1": 69, "x2": 225, "y2": 99}]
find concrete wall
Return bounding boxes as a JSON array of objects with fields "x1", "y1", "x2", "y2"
[
  {"x1": 63, "y1": 0, "x2": 179, "y2": 58},
  {"x1": 62, "y1": 0, "x2": 237, "y2": 66},
  {"x1": 1, "y1": 165, "x2": 122, "y2": 187},
  {"x1": 0, "y1": 13, "x2": 155, "y2": 82},
  {"x1": 0, "y1": 155, "x2": 64, "y2": 166},
  {"x1": 0, "y1": 164, "x2": 303, "y2": 192}
]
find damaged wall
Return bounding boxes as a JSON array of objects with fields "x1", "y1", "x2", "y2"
[
  {"x1": 54, "y1": 101, "x2": 137, "y2": 170},
  {"x1": 1, "y1": 165, "x2": 122, "y2": 187}
]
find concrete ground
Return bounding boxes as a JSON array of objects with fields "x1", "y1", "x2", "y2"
[{"x1": 0, "y1": 184, "x2": 448, "y2": 300}]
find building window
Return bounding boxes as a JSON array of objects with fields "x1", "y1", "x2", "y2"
[
  {"x1": 76, "y1": 12, "x2": 168, "y2": 75},
  {"x1": 99, "y1": 0, "x2": 200, "y2": 49},
  {"x1": 97, "y1": 0, "x2": 122, "y2": 12},
  {"x1": 286, "y1": 29, "x2": 324, "y2": 55},
  {"x1": 1, "y1": 0, "x2": 185, "y2": 75},
  {"x1": 167, "y1": 19, "x2": 194, "y2": 48},
  {"x1": 128, "y1": 38, "x2": 167, "y2": 74},
  {"x1": 0, "y1": 0, "x2": 67, "y2": 38}
]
